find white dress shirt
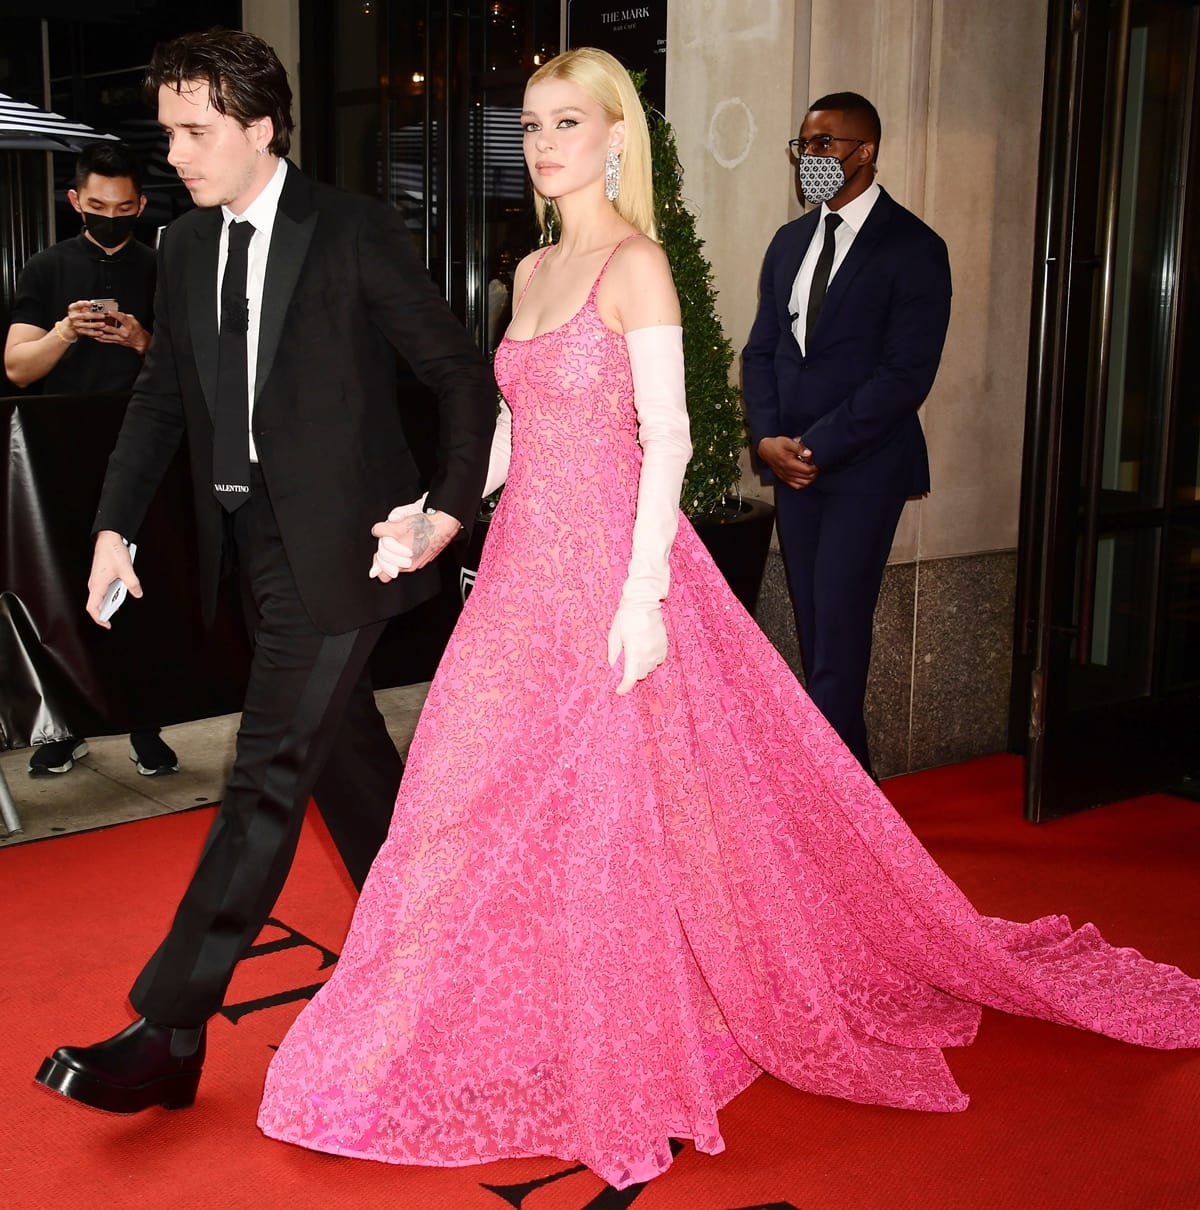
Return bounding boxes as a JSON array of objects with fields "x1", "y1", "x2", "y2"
[
  {"x1": 218, "y1": 156, "x2": 288, "y2": 462},
  {"x1": 789, "y1": 180, "x2": 881, "y2": 356}
]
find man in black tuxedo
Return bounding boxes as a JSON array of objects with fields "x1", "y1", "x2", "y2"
[
  {"x1": 36, "y1": 30, "x2": 496, "y2": 1114},
  {"x1": 743, "y1": 92, "x2": 951, "y2": 775}
]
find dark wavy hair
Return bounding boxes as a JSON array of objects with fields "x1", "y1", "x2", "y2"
[{"x1": 146, "y1": 28, "x2": 294, "y2": 157}]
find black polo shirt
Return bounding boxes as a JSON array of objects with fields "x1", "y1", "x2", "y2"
[{"x1": 9, "y1": 231, "x2": 156, "y2": 395}]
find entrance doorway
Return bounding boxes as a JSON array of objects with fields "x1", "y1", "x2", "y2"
[
  {"x1": 299, "y1": 0, "x2": 560, "y2": 351},
  {"x1": 1012, "y1": 0, "x2": 1200, "y2": 820}
]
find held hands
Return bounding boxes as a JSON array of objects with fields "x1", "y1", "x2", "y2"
[
  {"x1": 607, "y1": 600, "x2": 668, "y2": 696},
  {"x1": 86, "y1": 530, "x2": 142, "y2": 628},
  {"x1": 757, "y1": 435, "x2": 819, "y2": 489},
  {"x1": 369, "y1": 497, "x2": 460, "y2": 581}
]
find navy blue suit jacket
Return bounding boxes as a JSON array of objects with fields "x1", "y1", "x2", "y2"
[{"x1": 742, "y1": 188, "x2": 951, "y2": 496}]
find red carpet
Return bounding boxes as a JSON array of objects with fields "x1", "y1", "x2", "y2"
[{"x1": 4, "y1": 754, "x2": 1199, "y2": 1209}]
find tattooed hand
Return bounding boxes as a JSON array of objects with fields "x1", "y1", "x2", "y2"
[{"x1": 369, "y1": 506, "x2": 462, "y2": 581}]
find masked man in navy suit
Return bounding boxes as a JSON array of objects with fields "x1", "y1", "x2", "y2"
[
  {"x1": 35, "y1": 30, "x2": 497, "y2": 1114},
  {"x1": 743, "y1": 92, "x2": 951, "y2": 776}
]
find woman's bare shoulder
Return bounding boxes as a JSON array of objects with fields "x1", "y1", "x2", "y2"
[
  {"x1": 604, "y1": 234, "x2": 679, "y2": 330},
  {"x1": 611, "y1": 232, "x2": 670, "y2": 275},
  {"x1": 512, "y1": 245, "x2": 552, "y2": 297}
]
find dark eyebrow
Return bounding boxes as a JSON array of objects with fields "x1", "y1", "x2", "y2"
[{"x1": 520, "y1": 106, "x2": 587, "y2": 119}]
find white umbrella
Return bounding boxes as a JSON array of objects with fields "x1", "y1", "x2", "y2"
[{"x1": 0, "y1": 91, "x2": 119, "y2": 152}]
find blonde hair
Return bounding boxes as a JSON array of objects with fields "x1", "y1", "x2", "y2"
[{"x1": 526, "y1": 47, "x2": 656, "y2": 240}]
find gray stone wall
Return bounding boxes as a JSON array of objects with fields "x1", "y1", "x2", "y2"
[{"x1": 755, "y1": 549, "x2": 1016, "y2": 777}]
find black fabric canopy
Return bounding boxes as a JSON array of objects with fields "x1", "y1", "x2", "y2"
[{"x1": 0, "y1": 91, "x2": 119, "y2": 153}]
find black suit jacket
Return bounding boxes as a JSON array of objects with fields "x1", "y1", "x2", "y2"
[
  {"x1": 95, "y1": 163, "x2": 496, "y2": 634},
  {"x1": 742, "y1": 188, "x2": 951, "y2": 496}
]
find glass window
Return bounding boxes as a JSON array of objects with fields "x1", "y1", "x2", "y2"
[{"x1": 303, "y1": 0, "x2": 560, "y2": 344}]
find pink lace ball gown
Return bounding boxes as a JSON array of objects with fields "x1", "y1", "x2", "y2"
[{"x1": 258, "y1": 253, "x2": 1200, "y2": 1190}]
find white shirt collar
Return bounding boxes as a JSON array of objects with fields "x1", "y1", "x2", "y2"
[
  {"x1": 221, "y1": 156, "x2": 288, "y2": 232},
  {"x1": 821, "y1": 179, "x2": 881, "y2": 233}
]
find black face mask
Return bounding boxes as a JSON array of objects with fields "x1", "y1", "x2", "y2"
[{"x1": 82, "y1": 212, "x2": 137, "y2": 249}]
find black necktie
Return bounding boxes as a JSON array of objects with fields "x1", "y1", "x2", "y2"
[
  {"x1": 213, "y1": 219, "x2": 255, "y2": 511},
  {"x1": 805, "y1": 212, "x2": 843, "y2": 345}
]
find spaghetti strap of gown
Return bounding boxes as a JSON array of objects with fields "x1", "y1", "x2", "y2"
[{"x1": 258, "y1": 239, "x2": 1200, "y2": 1189}]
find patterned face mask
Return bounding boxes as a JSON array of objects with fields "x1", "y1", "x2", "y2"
[{"x1": 797, "y1": 153, "x2": 852, "y2": 205}]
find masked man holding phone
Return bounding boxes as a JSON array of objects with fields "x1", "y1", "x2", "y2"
[
  {"x1": 5, "y1": 141, "x2": 155, "y2": 397},
  {"x1": 4, "y1": 140, "x2": 177, "y2": 777}
]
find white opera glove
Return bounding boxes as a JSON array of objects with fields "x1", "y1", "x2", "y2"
[
  {"x1": 607, "y1": 325, "x2": 692, "y2": 695},
  {"x1": 482, "y1": 398, "x2": 513, "y2": 497},
  {"x1": 369, "y1": 495, "x2": 427, "y2": 579}
]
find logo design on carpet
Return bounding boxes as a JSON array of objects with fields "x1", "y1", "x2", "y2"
[
  {"x1": 219, "y1": 916, "x2": 338, "y2": 1025},
  {"x1": 482, "y1": 1145, "x2": 801, "y2": 1208}
]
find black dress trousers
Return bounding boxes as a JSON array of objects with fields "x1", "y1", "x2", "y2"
[{"x1": 129, "y1": 468, "x2": 403, "y2": 1027}]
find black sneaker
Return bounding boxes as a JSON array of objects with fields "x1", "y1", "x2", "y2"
[
  {"x1": 129, "y1": 732, "x2": 180, "y2": 776},
  {"x1": 29, "y1": 737, "x2": 89, "y2": 776}
]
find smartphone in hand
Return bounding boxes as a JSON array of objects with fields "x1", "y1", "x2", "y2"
[{"x1": 88, "y1": 298, "x2": 120, "y2": 327}]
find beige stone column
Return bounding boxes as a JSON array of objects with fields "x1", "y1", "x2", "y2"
[
  {"x1": 241, "y1": 0, "x2": 303, "y2": 166},
  {"x1": 667, "y1": 0, "x2": 1047, "y2": 564},
  {"x1": 916, "y1": 1, "x2": 1048, "y2": 560},
  {"x1": 665, "y1": 1, "x2": 810, "y2": 502}
]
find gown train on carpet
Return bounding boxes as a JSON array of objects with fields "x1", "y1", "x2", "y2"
[{"x1": 258, "y1": 251, "x2": 1200, "y2": 1190}]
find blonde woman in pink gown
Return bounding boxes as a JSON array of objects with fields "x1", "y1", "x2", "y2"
[{"x1": 258, "y1": 48, "x2": 1200, "y2": 1189}]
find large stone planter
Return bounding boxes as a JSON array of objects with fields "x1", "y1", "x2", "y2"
[{"x1": 691, "y1": 496, "x2": 776, "y2": 614}]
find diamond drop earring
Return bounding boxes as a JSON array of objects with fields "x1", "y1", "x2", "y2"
[{"x1": 605, "y1": 148, "x2": 621, "y2": 202}]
